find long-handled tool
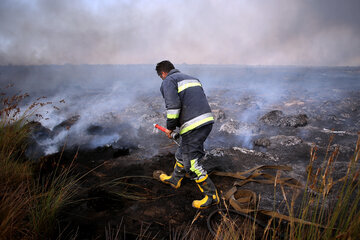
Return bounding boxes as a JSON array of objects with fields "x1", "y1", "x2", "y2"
[{"x1": 154, "y1": 124, "x2": 180, "y2": 146}]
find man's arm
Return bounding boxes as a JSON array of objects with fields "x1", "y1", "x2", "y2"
[{"x1": 162, "y1": 79, "x2": 181, "y2": 131}]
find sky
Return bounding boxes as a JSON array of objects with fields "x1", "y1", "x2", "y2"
[{"x1": 0, "y1": 0, "x2": 360, "y2": 66}]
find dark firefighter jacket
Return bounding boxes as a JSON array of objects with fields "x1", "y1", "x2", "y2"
[{"x1": 160, "y1": 69, "x2": 214, "y2": 135}]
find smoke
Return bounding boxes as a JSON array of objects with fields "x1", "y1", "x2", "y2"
[
  {"x1": 1, "y1": 64, "x2": 359, "y2": 157},
  {"x1": 0, "y1": 0, "x2": 359, "y2": 66},
  {"x1": 0, "y1": 64, "x2": 160, "y2": 155}
]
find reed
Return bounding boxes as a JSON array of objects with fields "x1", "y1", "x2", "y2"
[
  {"x1": 201, "y1": 134, "x2": 360, "y2": 240},
  {"x1": 263, "y1": 134, "x2": 360, "y2": 240},
  {"x1": 0, "y1": 90, "x2": 78, "y2": 239}
]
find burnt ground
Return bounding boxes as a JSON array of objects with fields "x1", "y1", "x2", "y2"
[
  {"x1": 43, "y1": 146, "x2": 282, "y2": 240},
  {"x1": 23, "y1": 67, "x2": 360, "y2": 239},
  {"x1": 42, "y1": 147, "x2": 234, "y2": 239},
  {"x1": 33, "y1": 96, "x2": 360, "y2": 239},
  {"x1": 40, "y1": 130, "x2": 358, "y2": 239}
]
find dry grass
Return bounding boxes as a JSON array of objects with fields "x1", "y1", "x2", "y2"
[
  {"x1": 198, "y1": 134, "x2": 360, "y2": 240},
  {"x1": 0, "y1": 90, "x2": 78, "y2": 240},
  {"x1": 213, "y1": 212, "x2": 255, "y2": 240},
  {"x1": 258, "y1": 134, "x2": 360, "y2": 240}
]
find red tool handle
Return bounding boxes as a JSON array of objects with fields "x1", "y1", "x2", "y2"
[{"x1": 154, "y1": 124, "x2": 168, "y2": 133}]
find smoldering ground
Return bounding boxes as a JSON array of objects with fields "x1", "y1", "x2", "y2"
[
  {"x1": 1, "y1": 64, "x2": 360, "y2": 158},
  {"x1": 1, "y1": 64, "x2": 360, "y2": 238}
]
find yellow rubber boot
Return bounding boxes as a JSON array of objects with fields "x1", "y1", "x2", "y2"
[
  {"x1": 192, "y1": 175, "x2": 220, "y2": 209},
  {"x1": 160, "y1": 162, "x2": 185, "y2": 189}
]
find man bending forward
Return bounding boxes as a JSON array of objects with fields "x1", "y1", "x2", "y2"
[{"x1": 156, "y1": 60, "x2": 219, "y2": 209}]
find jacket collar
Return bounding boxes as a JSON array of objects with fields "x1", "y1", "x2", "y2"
[{"x1": 167, "y1": 69, "x2": 180, "y2": 76}]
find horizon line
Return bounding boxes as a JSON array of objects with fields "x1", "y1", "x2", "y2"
[{"x1": 1, "y1": 63, "x2": 359, "y2": 68}]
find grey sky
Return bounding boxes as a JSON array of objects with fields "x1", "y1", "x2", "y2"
[{"x1": 0, "y1": 0, "x2": 359, "y2": 66}]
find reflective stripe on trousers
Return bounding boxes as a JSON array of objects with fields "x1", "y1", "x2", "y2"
[
  {"x1": 190, "y1": 158, "x2": 207, "y2": 179},
  {"x1": 175, "y1": 124, "x2": 212, "y2": 180}
]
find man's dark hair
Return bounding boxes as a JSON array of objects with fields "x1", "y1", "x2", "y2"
[{"x1": 156, "y1": 60, "x2": 175, "y2": 76}]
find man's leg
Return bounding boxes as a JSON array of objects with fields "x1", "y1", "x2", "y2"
[
  {"x1": 192, "y1": 174, "x2": 219, "y2": 209},
  {"x1": 159, "y1": 143, "x2": 186, "y2": 189},
  {"x1": 181, "y1": 124, "x2": 219, "y2": 209}
]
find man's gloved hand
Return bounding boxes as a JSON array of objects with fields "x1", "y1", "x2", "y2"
[{"x1": 165, "y1": 129, "x2": 173, "y2": 139}]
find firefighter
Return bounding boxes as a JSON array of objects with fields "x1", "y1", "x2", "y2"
[{"x1": 155, "y1": 60, "x2": 219, "y2": 209}]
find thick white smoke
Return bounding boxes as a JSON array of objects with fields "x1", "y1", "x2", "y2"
[{"x1": 0, "y1": 0, "x2": 359, "y2": 66}]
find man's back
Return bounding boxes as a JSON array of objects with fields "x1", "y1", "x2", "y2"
[{"x1": 160, "y1": 69, "x2": 213, "y2": 134}]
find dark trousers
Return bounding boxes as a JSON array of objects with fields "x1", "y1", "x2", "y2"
[{"x1": 175, "y1": 124, "x2": 212, "y2": 180}]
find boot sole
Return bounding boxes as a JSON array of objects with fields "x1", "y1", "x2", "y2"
[
  {"x1": 161, "y1": 179, "x2": 182, "y2": 189},
  {"x1": 192, "y1": 199, "x2": 219, "y2": 209}
]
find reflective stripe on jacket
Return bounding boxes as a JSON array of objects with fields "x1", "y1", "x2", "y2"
[{"x1": 160, "y1": 69, "x2": 214, "y2": 134}]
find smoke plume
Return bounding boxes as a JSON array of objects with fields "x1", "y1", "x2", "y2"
[{"x1": 0, "y1": 0, "x2": 359, "y2": 66}]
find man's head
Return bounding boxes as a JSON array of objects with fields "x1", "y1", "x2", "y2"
[{"x1": 156, "y1": 60, "x2": 175, "y2": 80}]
